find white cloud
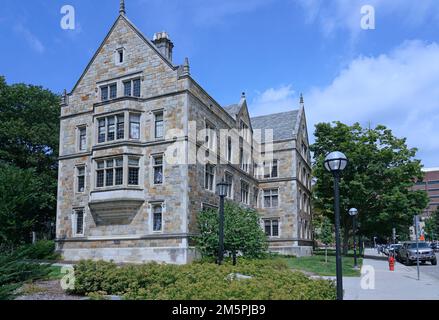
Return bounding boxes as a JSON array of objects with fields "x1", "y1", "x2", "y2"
[
  {"x1": 251, "y1": 85, "x2": 298, "y2": 116},
  {"x1": 248, "y1": 40, "x2": 439, "y2": 166},
  {"x1": 305, "y1": 40, "x2": 439, "y2": 167},
  {"x1": 14, "y1": 23, "x2": 45, "y2": 54},
  {"x1": 296, "y1": 0, "x2": 439, "y2": 39}
]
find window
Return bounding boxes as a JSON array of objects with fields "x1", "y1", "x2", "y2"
[
  {"x1": 302, "y1": 142, "x2": 308, "y2": 156},
  {"x1": 115, "y1": 158, "x2": 123, "y2": 185},
  {"x1": 225, "y1": 172, "x2": 233, "y2": 199},
  {"x1": 97, "y1": 114, "x2": 125, "y2": 143},
  {"x1": 123, "y1": 79, "x2": 141, "y2": 97},
  {"x1": 110, "y1": 84, "x2": 117, "y2": 99},
  {"x1": 240, "y1": 120, "x2": 250, "y2": 141},
  {"x1": 128, "y1": 158, "x2": 139, "y2": 185},
  {"x1": 100, "y1": 84, "x2": 117, "y2": 101},
  {"x1": 153, "y1": 156, "x2": 163, "y2": 185},
  {"x1": 96, "y1": 157, "x2": 123, "y2": 188},
  {"x1": 101, "y1": 86, "x2": 108, "y2": 101},
  {"x1": 117, "y1": 48, "x2": 124, "y2": 64},
  {"x1": 107, "y1": 117, "x2": 115, "y2": 141},
  {"x1": 205, "y1": 164, "x2": 215, "y2": 191},
  {"x1": 205, "y1": 122, "x2": 216, "y2": 151},
  {"x1": 133, "y1": 79, "x2": 141, "y2": 97},
  {"x1": 123, "y1": 81, "x2": 132, "y2": 97},
  {"x1": 263, "y1": 160, "x2": 278, "y2": 179},
  {"x1": 129, "y1": 114, "x2": 140, "y2": 140},
  {"x1": 105, "y1": 159, "x2": 114, "y2": 186},
  {"x1": 155, "y1": 112, "x2": 164, "y2": 139},
  {"x1": 117, "y1": 114, "x2": 124, "y2": 140},
  {"x1": 77, "y1": 166, "x2": 85, "y2": 193},
  {"x1": 264, "y1": 189, "x2": 279, "y2": 208},
  {"x1": 78, "y1": 127, "x2": 86, "y2": 151},
  {"x1": 74, "y1": 209, "x2": 85, "y2": 236},
  {"x1": 96, "y1": 161, "x2": 105, "y2": 188},
  {"x1": 98, "y1": 119, "x2": 106, "y2": 143},
  {"x1": 254, "y1": 188, "x2": 259, "y2": 207},
  {"x1": 264, "y1": 219, "x2": 279, "y2": 237},
  {"x1": 227, "y1": 136, "x2": 232, "y2": 162},
  {"x1": 241, "y1": 181, "x2": 249, "y2": 204},
  {"x1": 240, "y1": 147, "x2": 250, "y2": 173},
  {"x1": 153, "y1": 205, "x2": 163, "y2": 232}
]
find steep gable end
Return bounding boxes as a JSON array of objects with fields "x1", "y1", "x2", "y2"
[{"x1": 69, "y1": 15, "x2": 176, "y2": 96}]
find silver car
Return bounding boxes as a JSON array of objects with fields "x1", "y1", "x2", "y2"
[{"x1": 399, "y1": 242, "x2": 437, "y2": 266}]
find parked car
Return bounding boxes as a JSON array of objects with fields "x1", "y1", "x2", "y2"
[
  {"x1": 388, "y1": 244, "x2": 402, "y2": 257},
  {"x1": 398, "y1": 242, "x2": 437, "y2": 265},
  {"x1": 430, "y1": 242, "x2": 439, "y2": 253}
]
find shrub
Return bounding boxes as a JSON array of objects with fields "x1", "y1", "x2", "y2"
[
  {"x1": 70, "y1": 259, "x2": 336, "y2": 300},
  {"x1": 0, "y1": 241, "x2": 57, "y2": 300}
]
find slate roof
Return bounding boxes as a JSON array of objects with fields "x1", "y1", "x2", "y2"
[
  {"x1": 223, "y1": 104, "x2": 241, "y2": 118},
  {"x1": 250, "y1": 110, "x2": 299, "y2": 141}
]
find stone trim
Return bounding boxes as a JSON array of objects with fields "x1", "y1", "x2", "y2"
[{"x1": 56, "y1": 233, "x2": 196, "y2": 242}]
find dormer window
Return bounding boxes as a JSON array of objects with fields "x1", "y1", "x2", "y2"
[{"x1": 116, "y1": 48, "x2": 125, "y2": 65}]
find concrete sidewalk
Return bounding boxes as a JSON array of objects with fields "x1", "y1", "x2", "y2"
[{"x1": 343, "y1": 249, "x2": 439, "y2": 300}]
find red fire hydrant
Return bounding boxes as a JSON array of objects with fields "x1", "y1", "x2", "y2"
[{"x1": 389, "y1": 256, "x2": 395, "y2": 271}]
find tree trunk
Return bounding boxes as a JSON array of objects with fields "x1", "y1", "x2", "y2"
[
  {"x1": 232, "y1": 251, "x2": 237, "y2": 266},
  {"x1": 325, "y1": 244, "x2": 328, "y2": 264},
  {"x1": 343, "y1": 226, "x2": 349, "y2": 255}
]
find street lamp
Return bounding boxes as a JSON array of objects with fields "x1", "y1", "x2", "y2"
[
  {"x1": 216, "y1": 179, "x2": 229, "y2": 265},
  {"x1": 324, "y1": 151, "x2": 348, "y2": 300},
  {"x1": 349, "y1": 208, "x2": 359, "y2": 270}
]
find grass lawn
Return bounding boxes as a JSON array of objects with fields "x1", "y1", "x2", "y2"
[
  {"x1": 284, "y1": 249, "x2": 363, "y2": 277},
  {"x1": 46, "y1": 265, "x2": 64, "y2": 280}
]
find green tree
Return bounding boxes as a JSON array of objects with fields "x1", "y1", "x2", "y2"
[
  {"x1": 311, "y1": 122, "x2": 429, "y2": 253},
  {"x1": 315, "y1": 216, "x2": 334, "y2": 263},
  {"x1": 0, "y1": 76, "x2": 60, "y2": 246},
  {"x1": 424, "y1": 208, "x2": 439, "y2": 241},
  {"x1": 195, "y1": 201, "x2": 268, "y2": 263}
]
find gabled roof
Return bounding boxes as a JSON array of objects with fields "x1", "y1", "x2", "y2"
[
  {"x1": 223, "y1": 104, "x2": 241, "y2": 118},
  {"x1": 69, "y1": 14, "x2": 176, "y2": 95},
  {"x1": 250, "y1": 110, "x2": 299, "y2": 141}
]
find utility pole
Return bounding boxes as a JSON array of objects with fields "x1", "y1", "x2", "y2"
[{"x1": 414, "y1": 215, "x2": 420, "y2": 281}]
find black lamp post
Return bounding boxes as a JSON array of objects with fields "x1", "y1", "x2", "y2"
[
  {"x1": 349, "y1": 208, "x2": 359, "y2": 269},
  {"x1": 324, "y1": 151, "x2": 348, "y2": 300},
  {"x1": 216, "y1": 179, "x2": 229, "y2": 265}
]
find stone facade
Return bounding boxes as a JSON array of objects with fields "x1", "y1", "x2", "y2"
[{"x1": 56, "y1": 10, "x2": 313, "y2": 264}]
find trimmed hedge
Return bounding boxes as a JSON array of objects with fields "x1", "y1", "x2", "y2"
[{"x1": 70, "y1": 259, "x2": 336, "y2": 300}]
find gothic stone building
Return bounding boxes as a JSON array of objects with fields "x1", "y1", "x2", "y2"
[{"x1": 56, "y1": 5, "x2": 313, "y2": 264}]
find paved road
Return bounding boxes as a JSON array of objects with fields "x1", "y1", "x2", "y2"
[{"x1": 396, "y1": 253, "x2": 439, "y2": 280}]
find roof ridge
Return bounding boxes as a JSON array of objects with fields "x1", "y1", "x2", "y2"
[{"x1": 250, "y1": 109, "x2": 299, "y2": 119}]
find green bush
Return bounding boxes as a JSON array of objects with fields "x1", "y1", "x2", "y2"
[
  {"x1": 70, "y1": 259, "x2": 336, "y2": 300},
  {"x1": 0, "y1": 240, "x2": 58, "y2": 300}
]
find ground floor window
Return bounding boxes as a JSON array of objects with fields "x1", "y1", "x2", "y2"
[
  {"x1": 73, "y1": 209, "x2": 85, "y2": 236},
  {"x1": 241, "y1": 181, "x2": 249, "y2": 204},
  {"x1": 153, "y1": 205, "x2": 163, "y2": 232},
  {"x1": 264, "y1": 219, "x2": 279, "y2": 237}
]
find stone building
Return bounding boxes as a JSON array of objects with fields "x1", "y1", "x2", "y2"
[{"x1": 56, "y1": 1, "x2": 313, "y2": 264}]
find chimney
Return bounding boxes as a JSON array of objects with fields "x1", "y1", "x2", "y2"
[{"x1": 153, "y1": 31, "x2": 174, "y2": 62}]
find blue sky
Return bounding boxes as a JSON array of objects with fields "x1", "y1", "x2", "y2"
[{"x1": 1, "y1": 0, "x2": 439, "y2": 167}]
